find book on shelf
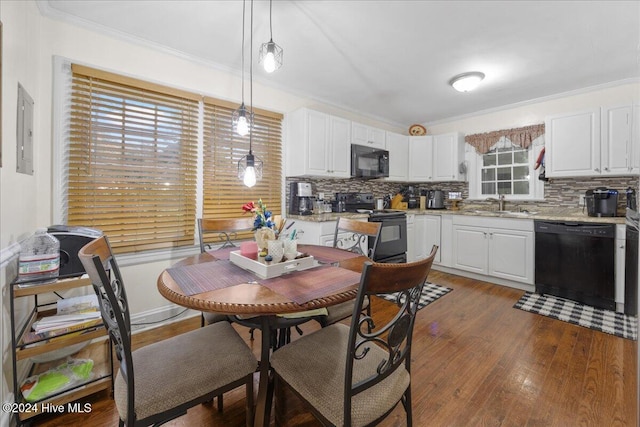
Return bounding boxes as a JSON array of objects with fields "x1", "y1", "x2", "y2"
[
  {"x1": 23, "y1": 318, "x2": 103, "y2": 344},
  {"x1": 32, "y1": 311, "x2": 102, "y2": 333}
]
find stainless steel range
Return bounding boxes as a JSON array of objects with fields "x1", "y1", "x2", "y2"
[{"x1": 334, "y1": 193, "x2": 407, "y2": 263}]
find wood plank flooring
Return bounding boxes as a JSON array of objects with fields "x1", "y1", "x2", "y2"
[{"x1": 31, "y1": 271, "x2": 637, "y2": 426}]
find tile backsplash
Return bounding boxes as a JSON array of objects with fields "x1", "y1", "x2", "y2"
[{"x1": 286, "y1": 176, "x2": 639, "y2": 213}]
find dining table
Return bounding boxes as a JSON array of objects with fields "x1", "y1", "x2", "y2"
[{"x1": 157, "y1": 244, "x2": 369, "y2": 427}]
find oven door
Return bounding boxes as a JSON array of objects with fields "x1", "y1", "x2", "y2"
[{"x1": 369, "y1": 216, "x2": 407, "y2": 262}]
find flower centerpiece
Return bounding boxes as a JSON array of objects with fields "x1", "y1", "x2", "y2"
[{"x1": 242, "y1": 199, "x2": 276, "y2": 254}]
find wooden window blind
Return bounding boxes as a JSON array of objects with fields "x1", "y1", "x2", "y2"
[
  {"x1": 68, "y1": 65, "x2": 199, "y2": 253},
  {"x1": 202, "y1": 97, "x2": 283, "y2": 242}
]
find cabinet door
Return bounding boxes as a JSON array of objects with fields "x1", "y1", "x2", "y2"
[
  {"x1": 433, "y1": 133, "x2": 460, "y2": 181},
  {"x1": 488, "y1": 229, "x2": 533, "y2": 284},
  {"x1": 414, "y1": 216, "x2": 428, "y2": 260},
  {"x1": 452, "y1": 225, "x2": 488, "y2": 274},
  {"x1": 406, "y1": 216, "x2": 415, "y2": 262},
  {"x1": 615, "y1": 236, "x2": 625, "y2": 305},
  {"x1": 386, "y1": 131, "x2": 409, "y2": 181},
  {"x1": 408, "y1": 136, "x2": 433, "y2": 181},
  {"x1": 352, "y1": 122, "x2": 385, "y2": 149},
  {"x1": 632, "y1": 103, "x2": 640, "y2": 174},
  {"x1": 545, "y1": 108, "x2": 600, "y2": 177},
  {"x1": 306, "y1": 110, "x2": 331, "y2": 176},
  {"x1": 601, "y1": 105, "x2": 632, "y2": 175},
  {"x1": 423, "y1": 215, "x2": 442, "y2": 263},
  {"x1": 329, "y1": 116, "x2": 351, "y2": 177}
]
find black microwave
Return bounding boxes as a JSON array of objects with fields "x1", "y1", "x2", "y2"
[{"x1": 351, "y1": 144, "x2": 389, "y2": 178}]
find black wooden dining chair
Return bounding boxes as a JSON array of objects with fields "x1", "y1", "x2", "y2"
[
  {"x1": 271, "y1": 246, "x2": 438, "y2": 427},
  {"x1": 197, "y1": 217, "x2": 254, "y2": 327},
  {"x1": 317, "y1": 218, "x2": 382, "y2": 327},
  {"x1": 78, "y1": 236, "x2": 258, "y2": 427}
]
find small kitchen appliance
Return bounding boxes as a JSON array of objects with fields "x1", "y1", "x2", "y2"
[
  {"x1": 289, "y1": 182, "x2": 314, "y2": 216},
  {"x1": 626, "y1": 187, "x2": 637, "y2": 210},
  {"x1": 585, "y1": 187, "x2": 618, "y2": 217},
  {"x1": 426, "y1": 189, "x2": 445, "y2": 209},
  {"x1": 47, "y1": 225, "x2": 103, "y2": 278},
  {"x1": 351, "y1": 144, "x2": 389, "y2": 178}
]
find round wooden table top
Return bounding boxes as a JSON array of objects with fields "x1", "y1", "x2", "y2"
[{"x1": 157, "y1": 248, "x2": 368, "y2": 316}]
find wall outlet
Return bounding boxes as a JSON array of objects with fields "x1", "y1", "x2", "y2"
[{"x1": 579, "y1": 195, "x2": 585, "y2": 207}]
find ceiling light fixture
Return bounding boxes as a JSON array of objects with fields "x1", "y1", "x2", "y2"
[
  {"x1": 449, "y1": 71, "x2": 485, "y2": 92},
  {"x1": 232, "y1": 0, "x2": 253, "y2": 136},
  {"x1": 238, "y1": 0, "x2": 263, "y2": 188},
  {"x1": 259, "y1": 0, "x2": 283, "y2": 73}
]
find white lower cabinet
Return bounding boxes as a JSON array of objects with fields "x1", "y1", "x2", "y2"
[
  {"x1": 414, "y1": 214, "x2": 441, "y2": 263},
  {"x1": 452, "y1": 216, "x2": 534, "y2": 284},
  {"x1": 406, "y1": 214, "x2": 415, "y2": 262}
]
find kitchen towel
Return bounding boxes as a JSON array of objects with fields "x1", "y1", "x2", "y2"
[{"x1": 379, "y1": 282, "x2": 452, "y2": 311}]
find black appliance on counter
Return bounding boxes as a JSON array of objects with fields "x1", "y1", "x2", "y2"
[
  {"x1": 626, "y1": 187, "x2": 637, "y2": 210},
  {"x1": 289, "y1": 182, "x2": 314, "y2": 216},
  {"x1": 334, "y1": 192, "x2": 407, "y2": 263},
  {"x1": 534, "y1": 220, "x2": 616, "y2": 311},
  {"x1": 624, "y1": 208, "x2": 639, "y2": 315},
  {"x1": 351, "y1": 144, "x2": 389, "y2": 178},
  {"x1": 47, "y1": 225, "x2": 103, "y2": 278},
  {"x1": 585, "y1": 188, "x2": 618, "y2": 217}
]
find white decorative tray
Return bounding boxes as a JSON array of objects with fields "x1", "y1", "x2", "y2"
[{"x1": 229, "y1": 251, "x2": 317, "y2": 279}]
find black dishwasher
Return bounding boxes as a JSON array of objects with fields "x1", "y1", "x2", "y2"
[
  {"x1": 624, "y1": 208, "x2": 638, "y2": 315},
  {"x1": 534, "y1": 221, "x2": 616, "y2": 311}
]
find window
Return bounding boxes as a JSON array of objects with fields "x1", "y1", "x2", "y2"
[
  {"x1": 61, "y1": 63, "x2": 283, "y2": 254},
  {"x1": 202, "y1": 98, "x2": 282, "y2": 242},
  {"x1": 481, "y1": 146, "x2": 530, "y2": 196}
]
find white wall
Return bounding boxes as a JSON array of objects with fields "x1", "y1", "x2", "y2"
[{"x1": 426, "y1": 82, "x2": 640, "y2": 135}]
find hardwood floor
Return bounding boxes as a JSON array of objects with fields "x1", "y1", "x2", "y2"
[{"x1": 31, "y1": 271, "x2": 637, "y2": 426}]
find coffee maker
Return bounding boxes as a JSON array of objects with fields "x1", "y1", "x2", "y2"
[
  {"x1": 289, "y1": 182, "x2": 314, "y2": 215},
  {"x1": 585, "y1": 187, "x2": 618, "y2": 217}
]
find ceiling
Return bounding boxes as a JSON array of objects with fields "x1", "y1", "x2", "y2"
[{"x1": 41, "y1": 1, "x2": 640, "y2": 128}]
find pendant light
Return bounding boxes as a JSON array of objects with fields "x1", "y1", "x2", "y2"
[
  {"x1": 232, "y1": 0, "x2": 253, "y2": 136},
  {"x1": 259, "y1": 0, "x2": 283, "y2": 73},
  {"x1": 238, "y1": 0, "x2": 263, "y2": 187}
]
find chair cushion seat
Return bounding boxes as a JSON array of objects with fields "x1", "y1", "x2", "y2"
[
  {"x1": 114, "y1": 321, "x2": 257, "y2": 422},
  {"x1": 270, "y1": 323, "x2": 410, "y2": 427},
  {"x1": 202, "y1": 312, "x2": 229, "y2": 325}
]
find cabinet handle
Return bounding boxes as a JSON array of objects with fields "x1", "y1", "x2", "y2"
[
  {"x1": 594, "y1": 168, "x2": 600, "y2": 172},
  {"x1": 620, "y1": 244, "x2": 625, "y2": 249},
  {"x1": 604, "y1": 167, "x2": 609, "y2": 171}
]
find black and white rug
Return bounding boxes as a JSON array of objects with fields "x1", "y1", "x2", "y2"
[
  {"x1": 379, "y1": 282, "x2": 452, "y2": 311},
  {"x1": 514, "y1": 292, "x2": 638, "y2": 340}
]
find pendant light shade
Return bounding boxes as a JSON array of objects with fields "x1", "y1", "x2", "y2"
[
  {"x1": 259, "y1": 0, "x2": 283, "y2": 73},
  {"x1": 259, "y1": 39, "x2": 283, "y2": 73},
  {"x1": 238, "y1": 151, "x2": 263, "y2": 188},
  {"x1": 232, "y1": 103, "x2": 252, "y2": 136}
]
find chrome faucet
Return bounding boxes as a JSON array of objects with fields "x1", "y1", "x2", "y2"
[{"x1": 485, "y1": 195, "x2": 506, "y2": 211}]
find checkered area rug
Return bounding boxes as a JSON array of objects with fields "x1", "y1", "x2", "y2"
[
  {"x1": 514, "y1": 292, "x2": 638, "y2": 340},
  {"x1": 379, "y1": 282, "x2": 452, "y2": 311}
]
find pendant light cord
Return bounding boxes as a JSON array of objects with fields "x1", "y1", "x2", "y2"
[
  {"x1": 249, "y1": 0, "x2": 254, "y2": 153},
  {"x1": 241, "y1": 0, "x2": 246, "y2": 104},
  {"x1": 269, "y1": 0, "x2": 273, "y2": 40}
]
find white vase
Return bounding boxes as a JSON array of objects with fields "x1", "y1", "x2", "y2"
[{"x1": 254, "y1": 228, "x2": 275, "y2": 253}]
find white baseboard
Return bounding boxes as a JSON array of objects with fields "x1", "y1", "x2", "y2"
[
  {"x1": 130, "y1": 304, "x2": 200, "y2": 332},
  {"x1": 433, "y1": 265, "x2": 535, "y2": 293}
]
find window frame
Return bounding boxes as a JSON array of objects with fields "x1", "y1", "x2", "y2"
[
  {"x1": 52, "y1": 57, "x2": 283, "y2": 259},
  {"x1": 467, "y1": 135, "x2": 545, "y2": 201}
]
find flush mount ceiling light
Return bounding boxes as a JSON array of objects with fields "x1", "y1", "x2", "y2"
[
  {"x1": 449, "y1": 71, "x2": 485, "y2": 92},
  {"x1": 259, "y1": 0, "x2": 283, "y2": 73},
  {"x1": 238, "y1": 0, "x2": 263, "y2": 188},
  {"x1": 232, "y1": 0, "x2": 253, "y2": 136}
]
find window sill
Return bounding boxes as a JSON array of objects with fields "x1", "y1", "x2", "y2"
[{"x1": 116, "y1": 245, "x2": 201, "y2": 268}]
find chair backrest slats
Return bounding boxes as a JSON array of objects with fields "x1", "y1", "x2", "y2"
[
  {"x1": 333, "y1": 217, "x2": 382, "y2": 258},
  {"x1": 343, "y1": 245, "x2": 439, "y2": 425},
  {"x1": 198, "y1": 217, "x2": 255, "y2": 252}
]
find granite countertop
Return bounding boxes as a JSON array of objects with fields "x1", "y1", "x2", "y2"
[{"x1": 288, "y1": 207, "x2": 626, "y2": 224}]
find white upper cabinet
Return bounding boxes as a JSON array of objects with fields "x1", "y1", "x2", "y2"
[
  {"x1": 386, "y1": 131, "x2": 409, "y2": 181},
  {"x1": 433, "y1": 132, "x2": 465, "y2": 181},
  {"x1": 285, "y1": 108, "x2": 351, "y2": 178},
  {"x1": 409, "y1": 136, "x2": 433, "y2": 181},
  {"x1": 546, "y1": 105, "x2": 638, "y2": 178},
  {"x1": 545, "y1": 108, "x2": 600, "y2": 177},
  {"x1": 632, "y1": 103, "x2": 640, "y2": 173},
  {"x1": 601, "y1": 105, "x2": 633, "y2": 175},
  {"x1": 352, "y1": 122, "x2": 386, "y2": 149},
  {"x1": 408, "y1": 133, "x2": 465, "y2": 182}
]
